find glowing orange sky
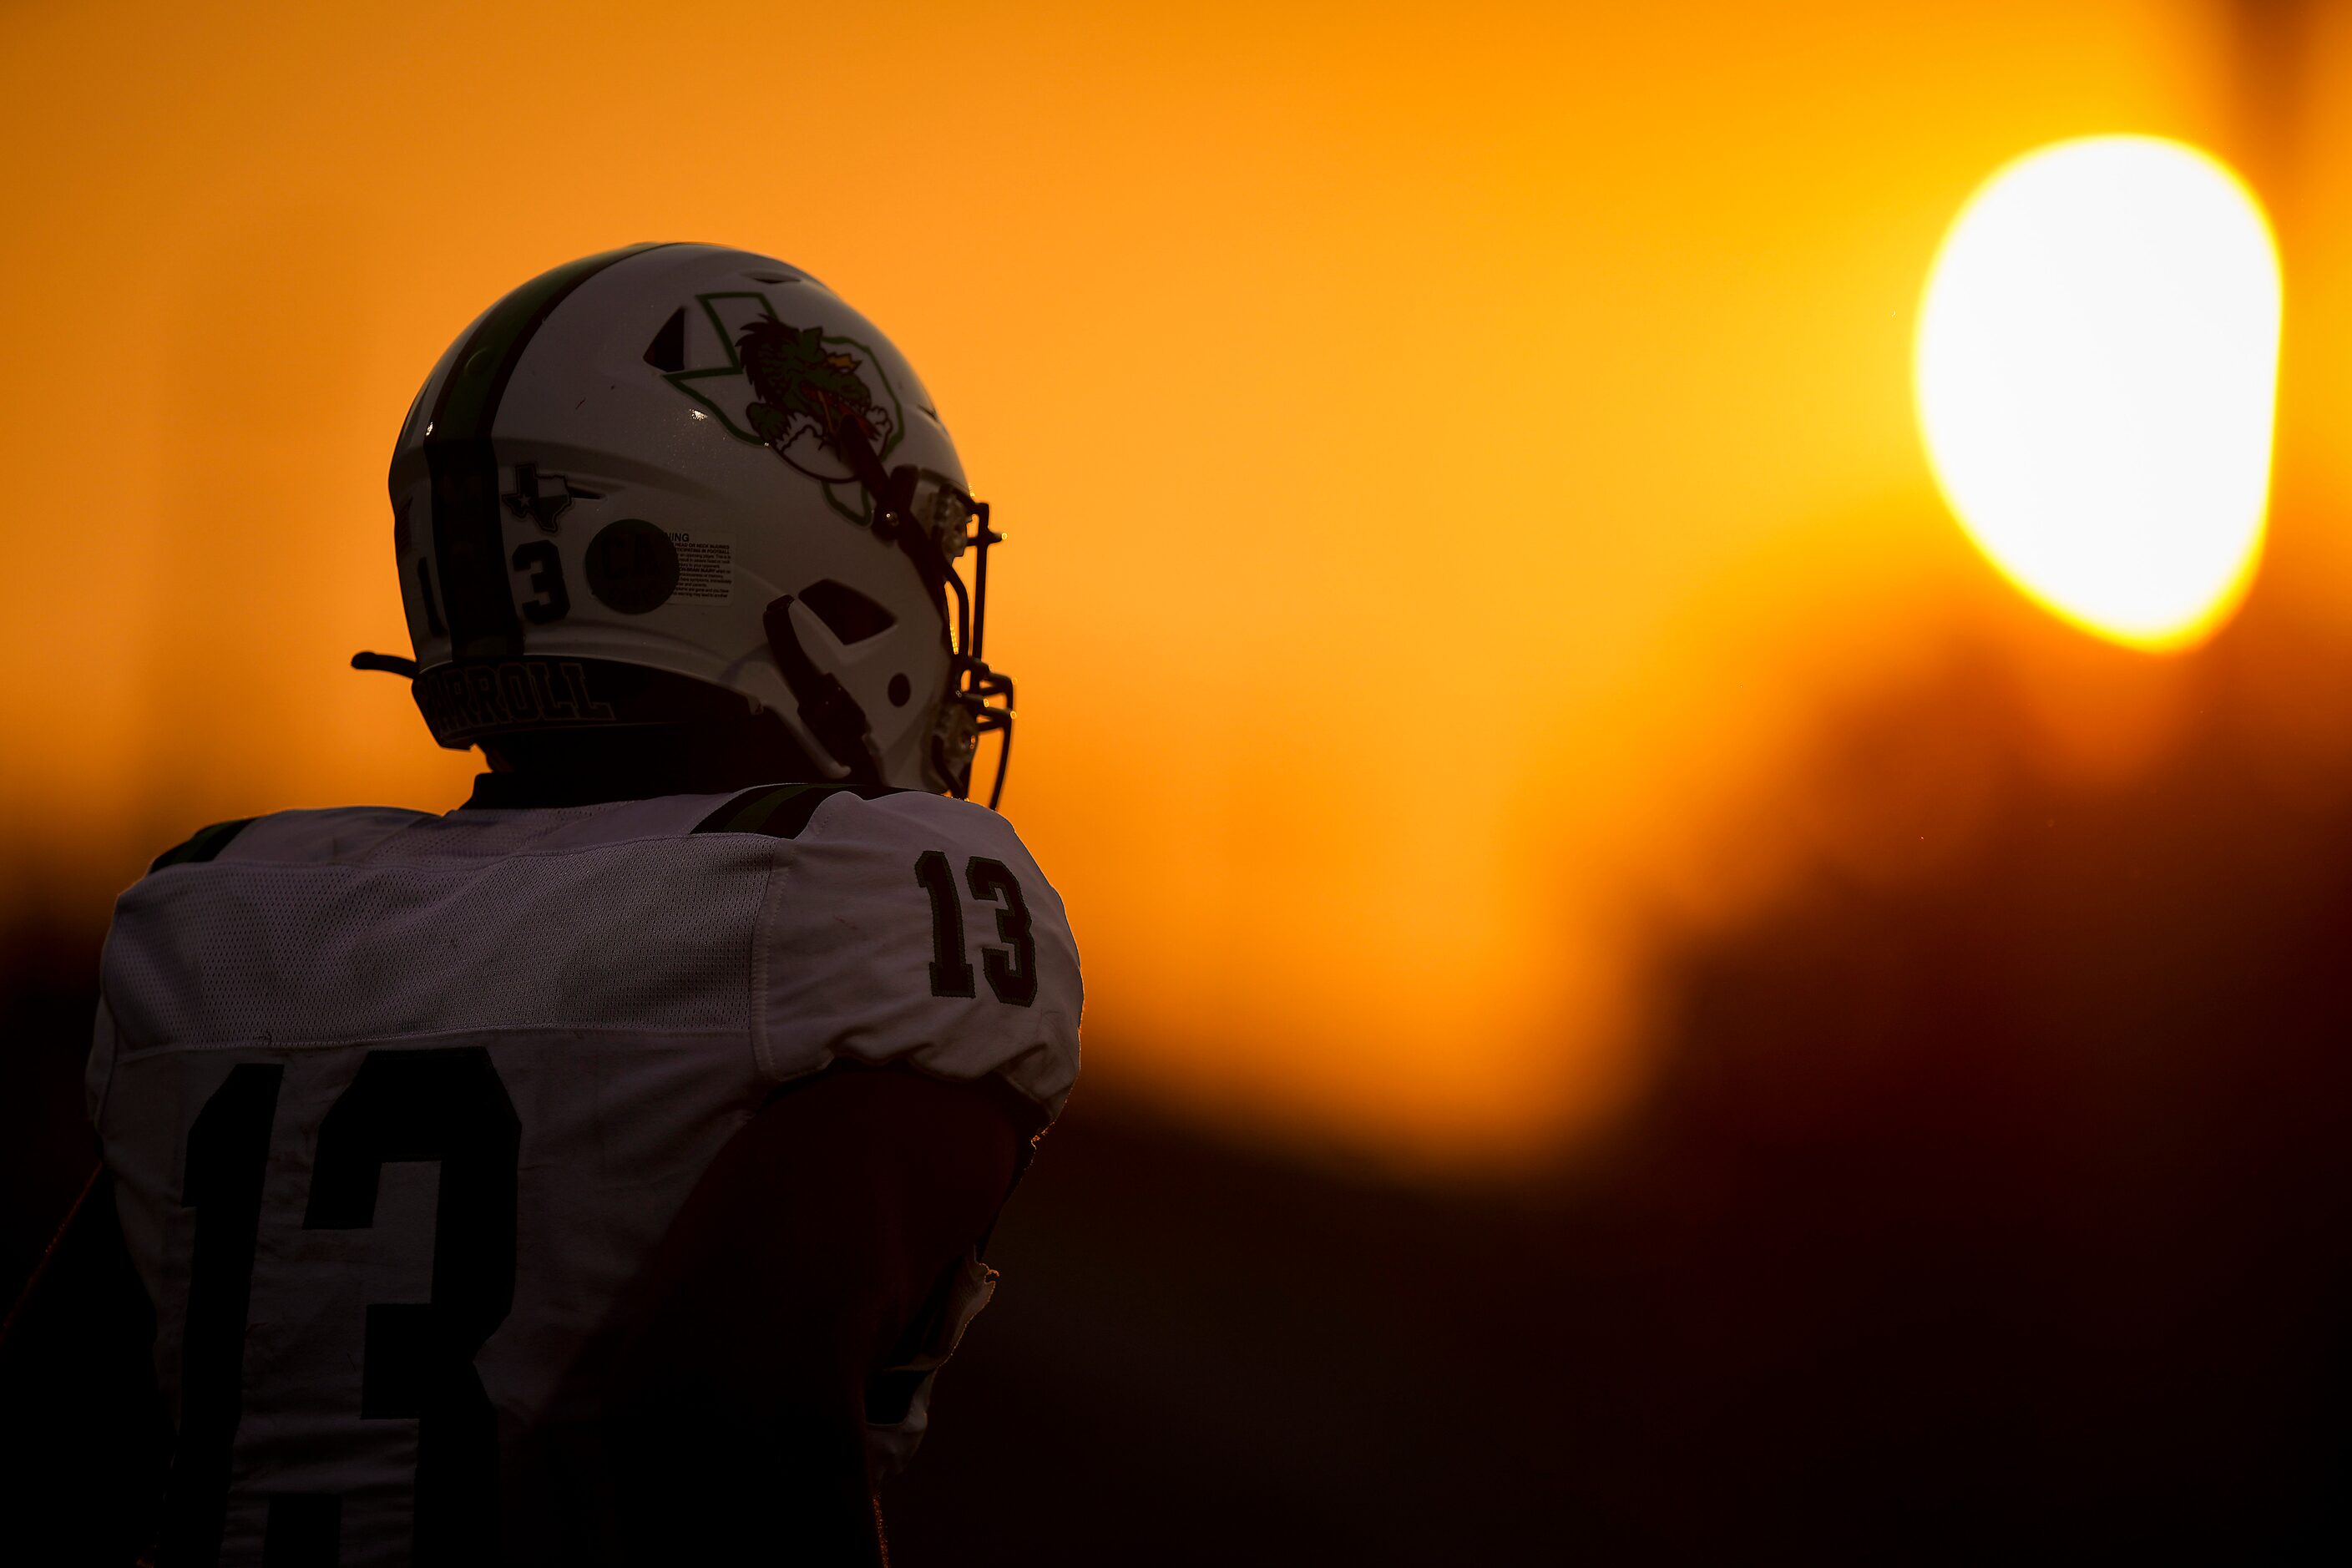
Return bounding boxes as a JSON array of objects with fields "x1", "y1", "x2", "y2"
[{"x1": 0, "y1": 0, "x2": 2311, "y2": 1163}]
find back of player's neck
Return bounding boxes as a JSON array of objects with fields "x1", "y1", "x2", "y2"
[
  {"x1": 463, "y1": 767, "x2": 756, "y2": 810},
  {"x1": 463, "y1": 722, "x2": 828, "y2": 810}
]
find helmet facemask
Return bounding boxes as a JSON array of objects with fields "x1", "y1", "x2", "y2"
[{"x1": 815, "y1": 422, "x2": 1014, "y2": 809}]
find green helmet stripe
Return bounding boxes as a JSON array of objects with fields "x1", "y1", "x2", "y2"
[
  {"x1": 430, "y1": 244, "x2": 663, "y2": 441},
  {"x1": 425, "y1": 243, "x2": 670, "y2": 660}
]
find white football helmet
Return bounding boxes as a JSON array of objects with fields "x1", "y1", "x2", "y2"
[{"x1": 369, "y1": 244, "x2": 1013, "y2": 802}]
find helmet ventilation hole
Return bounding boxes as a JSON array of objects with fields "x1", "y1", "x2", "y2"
[
  {"x1": 888, "y1": 674, "x2": 912, "y2": 707},
  {"x1": 643, "y1": 307, "x2": 686, "y2": 372},
  {"x1": 798, "y1": 579, "x2": 897, "y2": 644}
]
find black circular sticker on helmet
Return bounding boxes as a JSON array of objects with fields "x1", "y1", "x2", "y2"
[{"x1": 584, "y1": 519, "x2": 679, "y2": 615}]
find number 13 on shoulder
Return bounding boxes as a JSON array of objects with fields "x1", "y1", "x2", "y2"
[{"x1": 913, "y1": 852, "x2": 1038, "y2": 1006}]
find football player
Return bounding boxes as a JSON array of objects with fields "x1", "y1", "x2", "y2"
[{"x1": 0, "y1": 245, "x2": 1080, "y2": 1565}]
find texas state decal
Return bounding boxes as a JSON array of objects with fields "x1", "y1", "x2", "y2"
[{"x1": 648, "y1": 291, "x2": 904, "y2": 525}]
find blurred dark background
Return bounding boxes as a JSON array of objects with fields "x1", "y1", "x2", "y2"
[
  {"x1": 879, "y1": 617, "x2": 2352, "y2": 1562},
  {"x1": 888, "y1": 607, "x2": 2352, "y2": 1561}
]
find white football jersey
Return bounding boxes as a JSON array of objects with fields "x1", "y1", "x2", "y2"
[{"x1": 86, "y1": 783, "x2": 1080, "y2": 1566}]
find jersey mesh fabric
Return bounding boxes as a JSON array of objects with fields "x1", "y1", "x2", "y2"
[{"x1": 105, "y1": 841, "x2": 766, "y2": 1050}]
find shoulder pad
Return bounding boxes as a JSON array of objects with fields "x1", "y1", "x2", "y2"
[
  {"x1": 692, "y1": 782, "x2": 911, "y2": 841},
  {"x1": 146, "y1": 817, "x2": 256, "y2": 874}
]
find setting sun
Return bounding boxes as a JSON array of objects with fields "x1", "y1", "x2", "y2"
[{"x1": 1915, "y1": 135, "x2": 2280, "y2": 651}]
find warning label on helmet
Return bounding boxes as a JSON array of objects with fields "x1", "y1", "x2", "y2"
[{"x1": 670, "y1": 531, "x2": 733, "y2": 601}]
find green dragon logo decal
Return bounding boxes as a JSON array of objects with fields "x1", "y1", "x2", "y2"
[{"x1": 655, "y1": 291, "x2": 903, "y2": 524}]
